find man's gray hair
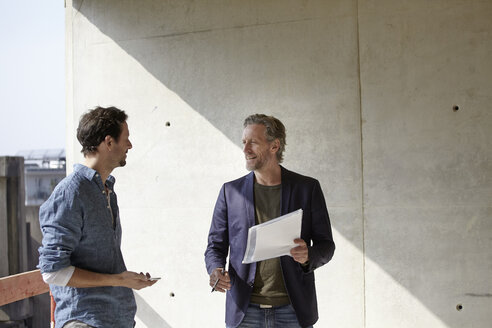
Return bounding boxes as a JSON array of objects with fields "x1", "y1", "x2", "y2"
[{"x1": 243, "y1": 114, "x2": 286, "y2": 163}]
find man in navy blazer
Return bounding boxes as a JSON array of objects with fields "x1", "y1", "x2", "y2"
[{"x1": 205, "y1": 114, "x2": 335, "y2": 328}]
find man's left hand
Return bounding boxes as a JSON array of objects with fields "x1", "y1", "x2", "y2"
[{"x1": 290, "y1": 238, "x2": 309, "y2": 264}]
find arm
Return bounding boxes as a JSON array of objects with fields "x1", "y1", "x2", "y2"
[
  {"x1": 67, "y1": 268, "x2": 155, "y2": 290},
  {"x1": 291, "y1": 180, "x2": 335, "y2": 272},
  {"x1": 39, "y1": 188, "x2": 156, "y2": 290},
  {"x1": 38, "y1": 188, "x2": 83, "y2": 274},
  {"x1": 307, "y1": 180, "x2": 335, "y2": 271},
  {"x1": 204, "y1": 185, "x2": 231, "y2": 290},
  {"x1": 42, "y1": 265, "x2": 156, "y2": 290}
]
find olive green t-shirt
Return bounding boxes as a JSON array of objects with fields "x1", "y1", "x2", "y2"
[{"x1": 249, "y1": 182, "x2": 290, "y2": 306}]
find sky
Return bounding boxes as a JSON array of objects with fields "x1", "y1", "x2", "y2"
[{"x1": 0, "y1": 0, "x2": 65, "y2": 156}]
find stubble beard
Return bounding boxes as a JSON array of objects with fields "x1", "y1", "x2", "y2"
[
  {"x1": 119, "y1": 155, "x2": 127, "y2": 167},
  {"x1": 119, "y1": 152, "x2": 128, "y2": 167},
  {"x1": 245, "y1": 158, "x2": 263, "y2": 172}
]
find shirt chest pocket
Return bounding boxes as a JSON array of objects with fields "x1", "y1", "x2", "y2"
[{"x1": 78, "y1": 221, "x2": 119, "y2": 272}]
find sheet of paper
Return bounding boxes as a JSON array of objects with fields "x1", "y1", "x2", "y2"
[{"x1": 242, "y1": 209, "x2": 303, "y2": 264}]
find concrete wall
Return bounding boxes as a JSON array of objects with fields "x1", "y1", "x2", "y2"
[
  {"x1": 359, "y1": 2, "x2": 492, "y2": 327},
  {"x1": 66, "y1": 1, "x2": 492, "y2": 327}
]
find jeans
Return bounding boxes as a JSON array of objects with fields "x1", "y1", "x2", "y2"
[
  {"x1": 230, "y1": 303, "x2": 313, "y2": 328},
  {"x1": 63, "y1": 321, "x2": 95, "y2": 328},
  {"x1": 63, "y1": 320, "x2": 135, "y2": 328}
]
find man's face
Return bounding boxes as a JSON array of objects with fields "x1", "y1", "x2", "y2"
[
  {"x1": 242, "y1": 124, "x2": 277, "y2": 171},
  {"x1": 112, "y1": 122, "x2": 132, "y2": 167}
]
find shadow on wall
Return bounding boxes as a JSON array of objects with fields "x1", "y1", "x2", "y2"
[
  {"x1": 72, "y1": 1, "x2": 492, "y2": 327},
  {"x1": 73, "y1": 0, "x2": 361, "y2": 187},
  {"x1": 74, "y1": 1, "x2": 363, "y2": 325},
  {"x1": 134, "y1": 292, "x2": 172, "y2": 328},
  {"x1": 72, "y1": 0, "x2": 361, "y2": 234}
]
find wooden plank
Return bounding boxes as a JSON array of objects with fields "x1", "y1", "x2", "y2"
[{"x1": 0, "y1": 269, "x2": 49, "y2": 306}]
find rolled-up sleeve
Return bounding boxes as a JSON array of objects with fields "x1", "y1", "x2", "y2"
[{"x1": 38, "y1": 187, "x2": 83, "y2": 273}]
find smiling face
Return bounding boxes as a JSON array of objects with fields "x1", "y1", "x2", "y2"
[
  {"x1": 111, "y1": 121, "x2": 133, "y2": 167},
  {"x1": 242, "y1": 124, "x2": 279, "y2": 172}
]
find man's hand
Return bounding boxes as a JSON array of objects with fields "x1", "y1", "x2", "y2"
[
  {"x1": 115, "y1": 271, "x2": 158, "y2": 290},
  {"x1": 290, "y1": 238, "x2": 309, "y2": 264},
  {"x1": 209, "y1": 268, "x2": 231, "y2": 293}
]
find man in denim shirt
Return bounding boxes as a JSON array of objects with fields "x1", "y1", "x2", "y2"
[{"x1": 39, "y1": 106, "x2": 157, "y2": 328}]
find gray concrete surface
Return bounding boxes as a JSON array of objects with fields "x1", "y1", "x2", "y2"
[
  {"x1": 359, "y1": 1, "x2": 492, "y2": 327},
  {"x1": 66, "y1": 0, "x2": 492, "y2": 327}
]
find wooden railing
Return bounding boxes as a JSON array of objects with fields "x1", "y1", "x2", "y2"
[{"x1": 0, "y1": 269, "x2": 49, "y2": 306}]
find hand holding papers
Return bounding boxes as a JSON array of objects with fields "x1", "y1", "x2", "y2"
[{"x1": 242, "y1": 209, "x2": 303, "y2": 264}]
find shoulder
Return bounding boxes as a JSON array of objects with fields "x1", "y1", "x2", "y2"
[
  {"x1": 281, "y1": 166, "x2": 319, "y2": 186},
  {"x1": 223, "y1": 171, "x2": 253, "y2": 188},
  {"x1": 54, "y1": 171, "x2": 86, "y2": 195},
  {"x1": 216, "y1": 172, "x2": 254, "y2": 200},
  {"x1": 41, "y1": 171, "x2": 86, "y2": 209}
]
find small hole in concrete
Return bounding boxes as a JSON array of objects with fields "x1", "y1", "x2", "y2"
[
  {"x1": 456, "y1": 304, "x2": 463, "y2": 311},
  {"x1": 453, "y1": 105, "x2": 460, "y2": 111},
  {"x1": 169, "y1": 292, "x2": 175, "y2": 297},
  {"x1": 165, "y1": 121, "x2": 171, "y2": 127}
]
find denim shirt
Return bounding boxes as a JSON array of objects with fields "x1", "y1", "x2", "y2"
[{"x1": 38, "y1": 164, "x2": 136, "y2": 328}]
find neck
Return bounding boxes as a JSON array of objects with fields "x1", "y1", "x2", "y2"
[
  {"x1": 84, "y1": 155, "x2": 113, "y2": 183},
  {"x1": 254, "y1": 164, "x2": 281, "y2": 186}
]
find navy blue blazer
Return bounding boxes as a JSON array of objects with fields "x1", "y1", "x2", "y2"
[{"x1": 205, "y1": 166, "x2": 335, "y2": 328}]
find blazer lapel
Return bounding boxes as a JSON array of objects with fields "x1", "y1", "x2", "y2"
[
  {"x1": 244, "y1": 171, "x2": 256, "y2": 228},
  {"x1": 244, "y1": 171, "x2": 258, "y2": 280},
  {"x1": 280, "y1": 166, "x2": 291, "y2": 215}
]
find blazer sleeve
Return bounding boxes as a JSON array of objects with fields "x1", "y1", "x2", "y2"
[
  {"x1": 204, "y1": 184, "x2": 229, "y2": 275},
  {"x1": 305, "y1": 180, "x2": 335, "y2": 273}
]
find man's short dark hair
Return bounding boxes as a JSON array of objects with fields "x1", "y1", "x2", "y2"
[
  {"x1": 77, "y1": 106, "x2": 128, "y2": 156},
  {"x1": 243, "y1": 114, "x2": 286, "y2": 163}
]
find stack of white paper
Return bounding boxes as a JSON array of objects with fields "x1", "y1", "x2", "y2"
[{"x1": 242, "y1": 209, "x2": 303, "y2": 264}]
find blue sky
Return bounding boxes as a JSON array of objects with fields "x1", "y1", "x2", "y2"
[{"x1": 0, "y1": 1, "x2": 65, "y2": 156}]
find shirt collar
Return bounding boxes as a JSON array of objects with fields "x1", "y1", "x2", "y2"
[{"x1": 73, "y1": 164, "x2": 116, "y2": 189}]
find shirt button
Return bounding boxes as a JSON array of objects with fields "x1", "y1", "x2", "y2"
[
  {"x1": 107, "y1": 205, "x2": 110, "y2": 209},
  {"x1": 102, "y1": 191, "x2": 105, "y2": 194}
]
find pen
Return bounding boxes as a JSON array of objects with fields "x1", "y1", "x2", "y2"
[{"x1": 211, "y1": 268, "x2": 224, "y2": 293}]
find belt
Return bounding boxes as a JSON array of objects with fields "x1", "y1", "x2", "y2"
[{"x1": 259, "y1": 304, "x2": 273, "y2": 309}]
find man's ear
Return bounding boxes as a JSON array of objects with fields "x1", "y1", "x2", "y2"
[
  {"x1": 104, "y1": 135, "x2": 113, "y2": 150},
  {"x1": 270, "y1": 139, "x2": 280, "y2": 153}
]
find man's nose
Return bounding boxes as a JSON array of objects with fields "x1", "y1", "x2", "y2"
[{"x1": 128, "y1": 140, "x2": 133, "y2": 149}]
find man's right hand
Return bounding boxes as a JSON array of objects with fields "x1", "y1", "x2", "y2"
[
  {"x1": 116, "y1": 271, "x2": 157, "y2": 290},
  {"x1": 209, "y1": 267, "x2": 231, "y2": 293}
]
